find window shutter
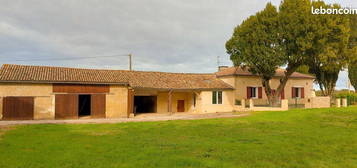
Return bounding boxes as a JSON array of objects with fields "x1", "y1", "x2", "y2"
[
  {"x1": 301, "y1": 88, "x2": 305, "y2": 98},
  {"x1": 212, "y1": 91, "x2": 217, "y2": 104},
  {"x1": 281, "y1": 88, "x2": 285, "y2": 99},
  {"x1": 247, "y1": 87, "x2": 251, "y2": 99},
  {"x1": 292, "y1": 87, "x2": 296, "y2": 98},
  {"x1": 258, "y1": 87, "x2": 262, "y2": 99}
]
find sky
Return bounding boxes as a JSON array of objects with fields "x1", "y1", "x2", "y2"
[{"x1": 0, "y1": 0, "x2": 355, "y2": 90}]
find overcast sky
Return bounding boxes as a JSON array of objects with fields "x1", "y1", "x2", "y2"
[{"x1": 0, "y1": 0, "x2": 355, "y2": 90}]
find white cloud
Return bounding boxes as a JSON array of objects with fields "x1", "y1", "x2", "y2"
[{"x1": 0, "y1": 0, "x2": 355, "y2": 89}]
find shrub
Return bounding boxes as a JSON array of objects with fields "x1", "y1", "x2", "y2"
[{"x1": 335, "y1": 92, "x2": 357, "y2": 105}]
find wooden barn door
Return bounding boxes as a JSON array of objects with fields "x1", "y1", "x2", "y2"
[
  {"x1": 91, "y1": 94, "x2": 106, "y2": 118},
  {"x1": 55, "y1": 94, "x2": 78, "y2": 119},
  {"x1": 127, "y1": 89, "x2": 134, "y2": 117},
  {"x1": 3, "y1": 97, "x2": 34, "y2": 120},
  {"x1": 177, "y1": 100, "x2": 185, "y2": 112}
]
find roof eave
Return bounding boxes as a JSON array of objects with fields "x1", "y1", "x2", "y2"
[
  {"x1": 216, "y1": 74, "x2": 315, "y2": 79},
  {"x1": 0, "y1": 80, "x2": 129, "y2": 86},
  {"x1": 131, "y1": 87, "x2": 234, "y2": 91}
]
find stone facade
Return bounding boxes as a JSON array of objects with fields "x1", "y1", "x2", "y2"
[
  {"x1": 218, "y1": 75, "x2": 314, "y2": 106},
  {"x1": 305, "y1": 97, "x2": 331, "y2": 109},
  {"x1": 106, "y1": 85, "x2": 129, "y2": 118},
  {"x1": 0, "y1": 83, "x2": 54, "y2": 120},
  {"x1": 0, "y1": 83, "x2": 129, "y2": 120}
]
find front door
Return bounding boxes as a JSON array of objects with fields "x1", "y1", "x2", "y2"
[{"x1": 177, "y1": 100, "x2": 185, "y2": 112}]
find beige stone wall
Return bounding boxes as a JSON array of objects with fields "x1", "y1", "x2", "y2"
[
  {"x1": 0, "y1": 97, "x2": 2, "y2": 119},
  {"x1": 219, "y1": 76, "x2": 235, "y2": 87},
  {"x1": 0, "y1": 83, "x2": 54, "y2": 120},
  {"x1": 156, "y1": 92, "x2": 194, "y2": 113},
  {"x1": 0, "y1": 83, "x2": 130, "y2": 119},
  {"x1": 0, "y1": 83, "x2": 53, "y2": 97},
  {"x1": 34, "y1": 96, "x2": 55, "y2": 119},
  {"x1": 229, "y1": 76, "x2": 314, "y2": 105},
  {"x1": 305, "y1": 96, "x2": 331, "y2": 108},
  {"x1": 106, "y1": 85, "x2": 128, "y2": 118},
  {"x1": 199, "y1": 90, "x2": 235, "y2": 113}
]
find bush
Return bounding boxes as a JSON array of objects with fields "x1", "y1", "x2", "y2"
[
  {"x1": 335, "y1": 92, "x2": 357, "y2": 105},
  {"x1": 235, "y1": 99, "x2": 241, "y2": 105}
]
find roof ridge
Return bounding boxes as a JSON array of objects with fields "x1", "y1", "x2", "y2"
[
  {"x1": 216, "y1": 66, "x2": 315, "y2": 78},
  {"x1": 1, "y1": 64, "x2": 214, "y2": 75}
]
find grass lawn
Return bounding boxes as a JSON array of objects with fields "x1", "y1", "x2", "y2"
[{"x1": 0, "y1": 107, "x2": 356, "y2": 168}]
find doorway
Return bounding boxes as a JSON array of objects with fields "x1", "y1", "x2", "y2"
[
  {"x1": 134, "y1": 96, "x2": 157, "y2": 113},
  {"x1": 78, "y1": 95, "x2": 91, "y2": 116},
  {"x1": 2, "y1": 97, "x2": 34, "y2": 120},
  {"x1": 177, "y1": 100, "x2": 185, "y2": 112}
]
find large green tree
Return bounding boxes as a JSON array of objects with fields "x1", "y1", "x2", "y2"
[
  {"x1": 226, "y1": 0, "x2": 314, "y2": 105},
  {"x1": 306, "y1": 1, "x2": 351, "y2": 96},
  {"x1": 226, "y1": 3, "x2": 283, "y2": 105},
  {"x1": 348, "y1": 14, "x2": 357, "y2": 92}
]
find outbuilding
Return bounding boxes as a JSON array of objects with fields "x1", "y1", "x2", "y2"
[{"x1": 0, "y1": 64, "x2": 235, "y2": 120}]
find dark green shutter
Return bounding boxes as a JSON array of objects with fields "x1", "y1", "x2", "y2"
[{"x1": 212, "y1": 91, "x2": 217, "y2": 104}]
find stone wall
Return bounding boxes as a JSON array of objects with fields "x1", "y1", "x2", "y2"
[
  {"x1": 0, "y1": 83, "x2": 54, "y2": 119},
  {"x1": 106, "y1": 85, "x2": 129, "y2": 118},
  {"x1": 219, "y1": 76, "x2": 314, "y2": 106},
  {"x1": 199, "y1": 90, "x2": 235, "y2": 113},
  {"x1": 156, "y1": 92, "x2": 194, "y2": 113},
  {"x1": 305, "y1": 97, "x2": 331, "y2": 109}
]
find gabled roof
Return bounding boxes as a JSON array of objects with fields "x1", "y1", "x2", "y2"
[
  {"x1": 0, "y1": 64, "x2": 234, "y2": 90},
  {"x1": 0, "y1": 64, "x2": 129, "y2": 85},
  {"x1": 215, "y1": 66, "x2": 315, "y2": 79},
  {"x1": 126, "y1": 71, "x2": 233, "y2": 90}
]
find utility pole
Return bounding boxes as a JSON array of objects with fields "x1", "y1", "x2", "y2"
[
  {"x1": 128, "y1": 53, "x2": 132, "y2": 71},
  {"x1": 217, "y1": 56, "x2": 220, "y2": 71}
]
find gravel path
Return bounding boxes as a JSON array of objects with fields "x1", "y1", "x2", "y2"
[{"x1": 0, "y1": 112, "x2": 249, "y2": 126}]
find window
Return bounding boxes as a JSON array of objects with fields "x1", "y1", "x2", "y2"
[
  {"x1": 247, "y1": 87, "x2": 262, "y2": 99},
  {"x1": 212, "y1": 91, "x2": 223, "y2": 104},
  {"x1": 250, "y1": 87, "x2": 258, "y2": 98},
  {"x1": 292, "y1": 87, "x2": 305, "y2": 98}
]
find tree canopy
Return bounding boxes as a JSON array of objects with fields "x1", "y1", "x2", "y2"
[
  {"x1": 226, "y1": 0, "x2": 353, "y2": 102},
  {"x1": 306, "y1": 1, "x2": 351, "y2": 96},
  {"x1": 226, "y1": 3, "x2": 283, "y2": 103},
  {"x1": 226, "y1": 0, "x2": 316, "y2": 104}
]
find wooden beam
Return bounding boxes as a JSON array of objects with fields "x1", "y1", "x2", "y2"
[
  {"x1": 127, "y1": 89, "x2": 134, "y2": 117},
  {"x1": 167, "y1": 90, "x2": 173, "y2": 113}
]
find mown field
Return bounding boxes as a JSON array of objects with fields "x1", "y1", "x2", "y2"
[{"x1": 0, "y1": 107, "x2": 356, "y2": 168}]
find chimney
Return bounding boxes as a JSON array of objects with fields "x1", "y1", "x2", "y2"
[{"x1": 218, "y1": 66, "x2": 229, "y2": 72}]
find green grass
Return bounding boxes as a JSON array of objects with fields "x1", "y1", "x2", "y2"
[{"x1": 0, "y1": 107, "x2": 357, "y2": 168}]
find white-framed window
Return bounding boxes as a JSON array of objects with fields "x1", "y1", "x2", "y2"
[
  {"x1": 292, "y1": 87, "x2": 304, "y2": 98},
  {"x1": 250, "y1": 87, "x2": 258, "y2": 99},
  {"x1": 247, "y1": 87, "x2": 262, "y2": 99},
  {"x1": 212, "y1": 91, "x2": 223, "y2": 104}
]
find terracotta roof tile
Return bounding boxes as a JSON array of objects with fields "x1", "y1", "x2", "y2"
[
  {"x1": 215, "y1": 66, "x2": 315, "y2": 79},
  {"x1": 0, "y1": 64, "x2": 233, "y2": 90}
]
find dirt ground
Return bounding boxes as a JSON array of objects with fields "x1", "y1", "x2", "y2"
[{"x1": 0, "y1": 112, "x2": 249, "y2": 126}]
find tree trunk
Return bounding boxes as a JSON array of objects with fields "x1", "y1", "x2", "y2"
[
  {"x1": 261, "y1": 67, "x2": 296, "y2": 107},
  {"x1": 274, "y1": 66, "x2": 297, "y2": 105},
  {"x1": 262, "y1": 79, "x2": 273, "y2": 106}
]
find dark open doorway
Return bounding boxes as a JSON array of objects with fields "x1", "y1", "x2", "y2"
[
  {"x1": 134, "y1": 96, "x2": 157, "y2": 114},
  {"x1": 78, "y1": 95, "x2": 91, "y2": 116}
]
